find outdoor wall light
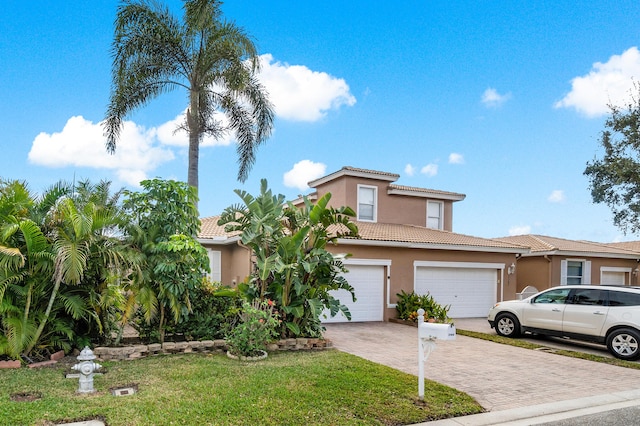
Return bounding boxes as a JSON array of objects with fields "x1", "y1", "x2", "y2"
[{"x1": 508, "y1": 263, "x2": 516, "y2": 275}]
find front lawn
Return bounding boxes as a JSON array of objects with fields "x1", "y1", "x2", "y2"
[{"x1": 0, "y1": 350, "x2": 483, "y2": 425}]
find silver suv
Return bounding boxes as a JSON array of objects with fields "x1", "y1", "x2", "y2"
[{"x1": 487, "y1": 285, "x2": 640, "y2": 360}]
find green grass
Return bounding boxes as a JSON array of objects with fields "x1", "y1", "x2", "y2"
[
  {"x1": 457, "y1": 329, "x2": 640, "y2": 370},
  {"x1": 0, "y1": 350, "x2": 483, "y2": 426}
]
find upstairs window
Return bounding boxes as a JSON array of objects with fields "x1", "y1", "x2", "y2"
[
  {"x1": 358, "y1": 185, "x2": 377, "y2": 222},
  {"x1": 427, "y1": 201, "x2": 443, "y2": 229}
]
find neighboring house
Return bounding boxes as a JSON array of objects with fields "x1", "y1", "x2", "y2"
[
  {"x1": 199, "y1": 166, "x2": 528, "y2": 321},
  {"x1": 494, "y1": 235, "x2": 640, "y2": 292}
]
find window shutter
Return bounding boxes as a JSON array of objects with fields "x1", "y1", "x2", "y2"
[
  {"x1": 584, "y1": 261, "x2": 591, "y2": 284},
  {"x1": 560, "y1": 260, "x2": 567, "y2": 285},
  {"x1": 207, "y1": 250, "x2": 222, "y2": 282}
]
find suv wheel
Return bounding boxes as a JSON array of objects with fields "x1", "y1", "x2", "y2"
[
  {"x1": 606, "y1": 328, "x2": 640, "y2": 360},
  {"x1": 495, "y1": 313, "x2": 521, "y2": 338}
]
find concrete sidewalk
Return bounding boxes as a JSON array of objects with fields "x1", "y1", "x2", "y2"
[{"x1": 322, "y1": 320, "x2": 640, "y2": 422}]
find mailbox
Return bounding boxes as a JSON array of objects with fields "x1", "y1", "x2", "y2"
[
  {"x1": 419, "y1": 322, "x2": 456, "y2": 341},
  {"x1": 416, "y1": 309, "x2": 456, "y2": 400}
]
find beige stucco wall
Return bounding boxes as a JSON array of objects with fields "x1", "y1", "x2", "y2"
[
  {"x1": 210, "y1": 243, "x2": 251, "y2": 286},
  {"x1": 314, "y1": 176, "x2": 454, "y2": 230},
  {"x1": 328, "y1": 243, "x2": 519, "y2": 320},
  {"x1": 517, "y1": 255, "x2": 640, "y2": 291},
  {"x1": 515, "y1": 257, "x2": 552, "y2": 293}
]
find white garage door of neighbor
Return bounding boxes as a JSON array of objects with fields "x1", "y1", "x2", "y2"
[
  {"x1": 321, "y1": 264, "x2": 385, "y2": 323},
  {"x1": 601, "y1": 271, "x2": 626, "y2": 286},
  {"x1": 415, "y1": 267, "x2": 496, "y2": 318}
]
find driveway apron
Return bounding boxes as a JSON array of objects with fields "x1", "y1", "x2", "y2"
[{"x1": 322, "y1": 321, "x2": 640, "y2": 412}]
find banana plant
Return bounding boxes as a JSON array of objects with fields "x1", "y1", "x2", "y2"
[{"x1": 219, "y1": 179, "x2": 359, "y2": 338}]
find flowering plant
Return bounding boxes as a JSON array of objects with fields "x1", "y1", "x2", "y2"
[{"x1": 226, "y1": 300, "x2": 280, "y2": 357}]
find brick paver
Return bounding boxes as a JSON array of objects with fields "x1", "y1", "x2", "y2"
[{"x1": 323, "y1": 321, "x2": 640, "y2": 412}]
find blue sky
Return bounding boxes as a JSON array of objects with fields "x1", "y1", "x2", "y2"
[{"x1": 3, "y1": 1, "x2": 640, "y2": 242}]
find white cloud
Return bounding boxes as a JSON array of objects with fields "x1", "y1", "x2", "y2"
[
  {"x1": 283, "y1": 160, "x2": 326, "y2": 190},
  {"x1": 448, "y1": 153, "x2": 465, "y2": 164},
  {"x1": 420, "y1": 164, "x2": 438, "y2": 177},
  {"x1": 258, "y1": 53, "x2": 356, "y2": 122},
  {"x1": 509, "y1": 225, "x2": 531, "y2": 236},
  {"x1": 548, "y1": 190, "x2": 565, "y2": 203},
  {"x1": 481, "y1": 88, "x2": 512, "y2": 108},
  {"x1": 555, "y1": 47, "x2": 640, "y2": 117},
  {"x1": 28, "y1": 115, "x2": 175, "y2": 186},
  {"x1": 405, "y1": 164, "x2": 416, "y2": 176}
]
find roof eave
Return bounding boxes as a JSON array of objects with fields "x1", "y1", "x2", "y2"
[
  {"x1": 197, "y1": 236, "x2": 241, "y2": 246},
  {"x1": 308, "y1": 168, "x2": 399, "y2": 187},
  {"x1": 386, "y1": 187, "x2": 466, "y2": 201},
  {"x1": 521, "y1": 250, "x2": 640, "y2": 259},
  {"x1": 336, "y1": 238, "x2": 527, "y2": 254}
]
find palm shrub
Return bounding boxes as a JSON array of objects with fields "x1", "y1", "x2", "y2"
[
  {"x1": 396, "y1": 290, "x2": 451, "y2": 323},
  {"x1": 0, "y1": 179, "x2": 138, "y2": 359},
  {"x1": 218, "y1": 179, "x2": 359, "y2": 338}
]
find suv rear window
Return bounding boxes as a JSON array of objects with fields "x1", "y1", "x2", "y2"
[{"x1": 608, "y1": 290, "x2": 640, "y2": 307}]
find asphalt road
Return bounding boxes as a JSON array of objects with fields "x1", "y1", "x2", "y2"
[{"x1": 538, "y1": 405, "x2": 640, "y2": 425}]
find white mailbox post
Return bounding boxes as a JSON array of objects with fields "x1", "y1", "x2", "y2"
[{"x1": 417, "y1": 308, "x2": 456, "y2": 400}]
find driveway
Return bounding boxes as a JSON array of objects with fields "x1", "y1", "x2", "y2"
[{"x1": 323, "y1": 320, "x2": 640, "y2": 412}]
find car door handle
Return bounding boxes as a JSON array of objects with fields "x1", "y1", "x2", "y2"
[
  {"x1": 593, "y1": 311, "x2": 606, "y2": 315},
  {"x1": 552, "y1": 308, "x2": 562, "y2": 312}
]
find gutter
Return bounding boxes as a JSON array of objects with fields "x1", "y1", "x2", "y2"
[{"x1": 336, "y1": 238, "x2": 528, "y2": 254}]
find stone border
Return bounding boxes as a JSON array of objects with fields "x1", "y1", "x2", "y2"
[
  {"x1": 94, "y1": 338, "x2": 331, "y2": 361},
  {"x1": 0, "y1": 350, "x2": 66, "y2": 369}
]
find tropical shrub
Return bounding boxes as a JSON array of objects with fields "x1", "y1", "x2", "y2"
[
  {"x1": 134, "y1": 278, "x2": 241, "y2": 343},
  {"x1": 0, "y1": 179, "x2": 138, "y2": 359},
  {"x1": 218, "y1": 179, "x2": 359, "y2": 338},
  {"x1": 123, "y1": 179, "x2": 210, "y2": 344},
  {"x1": 225, "y1": 300, "x2": 279, "y2": 357},
  {"x1": 395, "y1": 290, "x2": 451, "y2": 323}
]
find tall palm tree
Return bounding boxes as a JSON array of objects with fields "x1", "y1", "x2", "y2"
[{"x1": 104, "y1": 0, "x2": 274, "y2": 191}]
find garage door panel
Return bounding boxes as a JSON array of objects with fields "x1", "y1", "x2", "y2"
[
  {"x1": 322, "y1": 264, "x2": 384, "y2": 323},
  {"x1": 601, "y1": 271, "x2": 625, "y2": 286},
  {"x1": 415, "y1": 267, "x2": 496, "y2": 318}
]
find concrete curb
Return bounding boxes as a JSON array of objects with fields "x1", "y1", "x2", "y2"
[{"x1": 418, "y1": 388, "x2": 640, "y2": 425}]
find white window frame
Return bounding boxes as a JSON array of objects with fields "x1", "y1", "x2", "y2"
[
  {"x1": 426, "y1": 200, "x2": 444, "y2": 230},
  {"x1": 207, "y1": 249, "x2": 222, "y2": 282},
  {"x1": 560, "y1": 259, "x2": 591, "y2": 285},
  {"x1": 357, "y1": 184, "x2": 377, "y2": 222}
]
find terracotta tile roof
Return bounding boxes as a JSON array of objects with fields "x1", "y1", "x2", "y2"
[
  {"x1": 605, "y1": 241, "x2": 640, "y2": 254},
  {"x1": 340, "y1": 166, "x2": 400, "y2": 179},
  {"x1": 199, "y1": 216, "x2": 525, "y2": 252},
  {"x1": 387, "y1": 184, "x2": 466, "y2": 200},
  {"x1": 307, "y1": 166, "x2": 400, "y2": 187},
  {"x1": 494, "y1": 235, "x2": 640, "y2": 257},
  {"x1": 338, "y1": 221, "x2": 527, "y2": 251},
  {"x1": 199, "y1": 216, "x2": 240, "y2": 240}
]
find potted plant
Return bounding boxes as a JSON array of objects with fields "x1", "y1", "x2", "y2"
[{"x1": 225, "y1": 300, "x2": 279, "y2": 361}]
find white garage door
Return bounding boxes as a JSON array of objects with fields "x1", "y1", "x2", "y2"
[
  {"x1": 322, "y1": 264, "x2": 385, "y2": 323},
  {"x1": 415, "y1": 266, "x2": 497, "y2": 318},
  {"x1": 601, "y1": 270, "x2": 626, "y2": 286}
]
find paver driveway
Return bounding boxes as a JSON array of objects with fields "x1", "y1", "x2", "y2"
[{"x1": 323, "y1": 321, "x2": 640, "y2": 412}]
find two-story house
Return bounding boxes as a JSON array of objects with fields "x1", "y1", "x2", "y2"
[{"x1": 199, "y1": 166, "x2": 527, "y2": 321}]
